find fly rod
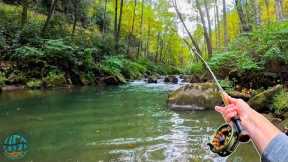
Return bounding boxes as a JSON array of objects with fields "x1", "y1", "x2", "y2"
[{"x1": 183, "y1": 39, "x2": 250, "y2": 156}]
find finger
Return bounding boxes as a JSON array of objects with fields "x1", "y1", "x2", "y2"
[
  {"x1": 224, "y1": 111, "x2": 237, "y2": 122},
  {"x1": 215, "y1": 106, "x2": 225, "y2": 113},
  {"x1": 225, "y1": 105, "x2": 238, "y2": 114},
  {"x1": 219, "y1": 105, "x2": 236, "y2": 115}
]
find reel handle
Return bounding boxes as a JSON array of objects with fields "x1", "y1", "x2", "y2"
[
  {"x1": 221, "y1": 92, "x2": 250, "y2": 143},
  {"x1": 232, "y1": 117, "x2": 250, "y2": 142}
]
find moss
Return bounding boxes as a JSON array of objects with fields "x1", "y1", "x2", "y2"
[{"x1": 273, "y1": 90, "x2": 288, "y2": 114}]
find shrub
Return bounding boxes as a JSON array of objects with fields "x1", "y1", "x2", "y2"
[
  {"x1": 184, "y1": 63, "x2": 204, "y2": 75},
  {"x1": 273, "y1": 90, "x2": 288, "y2": 114},
  {"x1": 122, "y1": 60, "x2": 147, "y2": 79},
  {"x1": 99, "y1": 56, "x2": 124, "y2": 76},
  {"x1": 26, "y1": 80, "x2": 42, "y2": 89},
  {"x1": 219, "y1": 79, "x2": 234, "y2": 91},
  {"x1": 0, "y1": 72, "x2": 7, "y2": 86},
  {"x1": 43, "y1": 71, "x2": 66, "y2": 87},
  {"x1": 13, "y1": 46, "x2": 44, "y2": 61},
  {"x1": 44, "y1": 39, "x2": 75, "y2": 58},
  {"x1": 264, "y1": 47, "x2": 288, "y2": 63},
  {"x1": 0, "y1": 28, "x2": 6, "y2": 49},
  {"x1": 135, "y1": 58, "x2": 163, "y2": 75},
  {"x1": 208, "y1": 51, "x2": 260, "y2": 76}
]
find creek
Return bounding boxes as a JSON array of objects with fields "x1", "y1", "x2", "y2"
[{"x1": 0, "y1": 80, "x2": 259, "y2": 162}]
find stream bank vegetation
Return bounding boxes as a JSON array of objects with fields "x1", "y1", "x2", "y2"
[{"x1": 0, "y1": 0, "x2": 189, "y2": 90}]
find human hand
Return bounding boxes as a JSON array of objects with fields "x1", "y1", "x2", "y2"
[
  {"x1": 215, "y1": 94, "x2": 282, "y2": 153},
  {"x1": 215, "y1": 95, "x2": 255, "y2": 127}
]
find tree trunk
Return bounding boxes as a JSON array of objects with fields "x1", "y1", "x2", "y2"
[
  {"x1": 196, "y1": 0, "x2": 212, "y2": 57},
  {"x1": 172, "y1": 0, "x2": 203, "y2": 57},
  {"x1": 204, "y1": 0, "x2": 212, "y2": 39},
  {"x1": 41, "y1": 0, "x2": 58, "y2": 35},
  {"x1": 114, "y1": 0, "x2": 118, "y2": 40},
  {"x1": 137, "y1": 0, "x2": 144, "y2": 57},
  {"x1": 215, "y1": 0, "x2": 220, "y2": 48},
  {"x1": 131, "y1": 0, "x2": 137, "y2": 34},
  {"x1": 155, "y1": 32, "x2": 161, "y2": 63},
  {"x1": 264, "y1": 0, "x2": 270, "y2": 23},
  {"x1": 21, "y1": 0, "x2": 28, "y2": 27},
  {"x1": 127, "y1": 0, "x2": 137, "y2": 55},
  {"x1": 253, "y1": 0, "x2": 261, "y2": 25},
  {"x1": 103, "y1": 0, "x2": 108, "y2": 33},
  {"x1": 275, "y1": 0, "x2": 284, "y2": 21},
  {"x1": 115, "y1": 0, "x2": 124, "y2": 49},
  {"x1": 223, "y1": 0, "x2": 228, "y2": 49},
  {"x1": 234, "y1": 0, "x2": 251, "y2": 32},
  {"x1": 145, "y1": 23, "x2": 150, "y2": 56},
  {"x1": 72, "y1": 1, "x2": 78, "y2": 36}
]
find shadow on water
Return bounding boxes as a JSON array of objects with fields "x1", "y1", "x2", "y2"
[{"x1": 0, "y1": 81, "x2": 259, "y2": 162}]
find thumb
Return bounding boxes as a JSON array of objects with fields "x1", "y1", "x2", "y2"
[{"x1": 215, "y1": 106, "x2": 225, "y2": 113}]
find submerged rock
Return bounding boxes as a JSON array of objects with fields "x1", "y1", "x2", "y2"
[
  {"x1": 1, "y1": 85, "x2": 25, "y2": 92},
  {"x1": 164, "y1": 75, "x2": 178, "y2": 84},
  {"x1": 248, "y1": 85, "x2": 283, "y2": 112},
  {"x1": 167, "y1": 82, "x2": 222, "y2": 111}
]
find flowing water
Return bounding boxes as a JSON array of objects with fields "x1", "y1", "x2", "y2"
[{"x1": 0, "y1": 81, "x2": 260, "y2": 162}]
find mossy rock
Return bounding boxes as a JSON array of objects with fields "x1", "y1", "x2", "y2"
[
  {"x1": 248, "y1": 85, "x2": 283, "y2": 112},
  {"x1": 164, "y1": 75, "x2": 178, "y2": 84},
  {"x1": 101, "y1": 75, "x2": 126, "y2": 85},
  {"x1": 167, "y1": 82, "x2": 222, "y2": 111}
]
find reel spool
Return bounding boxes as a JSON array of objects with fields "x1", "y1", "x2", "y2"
[{"x1": 208, "y1": 124, "x2": 240, "y2": 157}]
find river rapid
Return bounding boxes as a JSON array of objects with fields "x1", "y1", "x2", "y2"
[{"x1": 0, "y1": 80, "x2": 259, "y2": 162}]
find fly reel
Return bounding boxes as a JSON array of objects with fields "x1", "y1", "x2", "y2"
[{"x1": 208, "y1": 124, "x2": 240, "y2": 157}]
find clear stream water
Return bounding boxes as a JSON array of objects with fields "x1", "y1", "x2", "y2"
[{"x1": 0, "y1": 81, "x2": 259, "y2": 162}]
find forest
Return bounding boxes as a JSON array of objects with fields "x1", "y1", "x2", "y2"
[
  {"x1": 0, "y1": 0, "x2": 288, "y2": 109},
  {"x1": 1, "y1": 0, "x2": 288, "y2": 161},
  {"x1": 0, "y1": 0, "x2": 287, "y2": 86}
]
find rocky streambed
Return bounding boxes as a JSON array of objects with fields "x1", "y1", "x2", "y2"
[{"x1": 165, "y1": 80, "x2": 288, "y2": 133}]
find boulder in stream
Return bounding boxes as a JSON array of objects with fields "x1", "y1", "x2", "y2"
[
  {"x1": 167, "y1": 82, "x2": 222, "y2": 111},
  {"x1": 164, "y1": 75, "x2": 178, "y2": 84},
  {"x1": 147, "y1": 75, "x2": 158, "y2": 84},
  {"x1": 248, "y1": 85, "x2": 283, "y2": 112},
  {"x1": 100, "y1": 75, "x2": 126, "y2": 85}
]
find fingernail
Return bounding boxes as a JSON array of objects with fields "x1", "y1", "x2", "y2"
[{"x1": 215, "y1": 106, "x2": 222, "y2": 112}]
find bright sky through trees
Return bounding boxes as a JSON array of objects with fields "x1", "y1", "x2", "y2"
[{"x1": 173, "y1": 0, "x2": 234, "y2": 37}]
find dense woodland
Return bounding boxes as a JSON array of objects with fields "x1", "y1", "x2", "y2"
[{"x1": 0, "y1": 0, "x2": 288, "y2": 94}]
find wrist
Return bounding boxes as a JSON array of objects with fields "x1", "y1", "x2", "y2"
[{"x1": 241, "y1": 110, "x2": 282, "y2": 153}]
